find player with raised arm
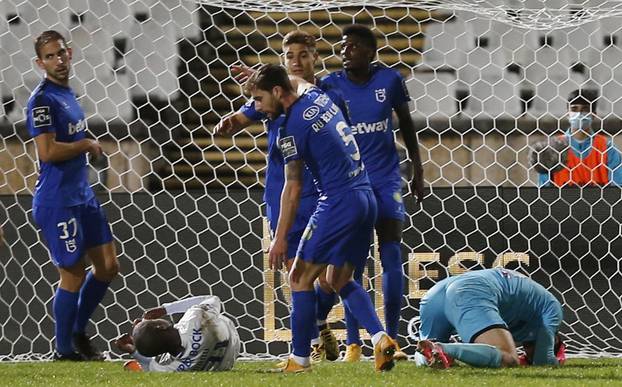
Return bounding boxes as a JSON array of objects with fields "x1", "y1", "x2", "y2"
[
  {"x1": 246, "y1": 63, "x2": 397, "y2": 373},
  {"x1": 415, "y1": 268, "x2": 564, "y2": 368},
  {"x1": 214, "y1": 30, "x2": 349, "y2": 362},
  {"x1": 115, "y1": 295, "x2": 240, "y2": 372},
  {"x1": 26, "y1": 30, "x2": 119, "y2": 361},
  {"x1": 320, "y1": 24, "x2": 424, "y2": 361}
]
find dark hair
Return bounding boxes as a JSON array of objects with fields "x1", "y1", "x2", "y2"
[
  {"x1": 282, "y1": 30, "x2": 317, "y2": 52},
  {"x1": 568, "y1": 89, "x2": 599, "y2": 112},
  {"x1": 244, "y1": 63, "x2": 294, "y2": 95},
  {"x1": 133, "y1": 320, "x2": 170, "y2": 357},
  {"x1": 342, "y1": 24, "x2": 377, "y2": 53},
  {"x1": 34, "y1": 30, "x2": 67, "y2": 59}
]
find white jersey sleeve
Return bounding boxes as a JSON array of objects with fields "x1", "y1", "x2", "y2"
[
  {"x1": 135, "y1": 295, "x2": 240, "y2": 372},
  {"x1": 162, "y1": 295, "x2": 213, "y2": 315}
]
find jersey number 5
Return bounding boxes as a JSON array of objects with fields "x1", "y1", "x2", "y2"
[{"x1": 335, "y1": 121, "x2": 361, "y2": 161}]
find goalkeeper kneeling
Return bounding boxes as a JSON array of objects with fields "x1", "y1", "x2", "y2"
[
  {"x1": 115, "y1": 295, "x2": 240, "y2": 372},
  {"x1": 413, "y1": 268, "x2": 565, "y2": 369}
]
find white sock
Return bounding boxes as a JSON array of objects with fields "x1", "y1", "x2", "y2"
[
  {"x1": 310, "y1": 337, "x2": 320, "y2": 346},
  {"x1": 371, "y1": 331, "x2": 387, "y2": 347},
  {"x1": 291, "y1": 354, "x2": 310, "y2": 367}
]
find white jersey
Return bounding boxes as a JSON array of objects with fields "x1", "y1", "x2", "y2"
[{"x1": 135, "y1": 295, "x2": 240, "y2": 372}]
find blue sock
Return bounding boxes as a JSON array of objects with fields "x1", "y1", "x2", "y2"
[
  {"x1": 73, "y1": 271, "x2": 110, "y2": 334},
  {"x1": 440, "y1": 343, "x2": 503, "y2": 368},
  {"x1": 53, "y1": 288, "x2": 79, "y2": 354},
  {"x1": 340, "y1": 281, "x2": 383, "y2": 337},
  {"x1": 380, "y1": 242, "x2": 403, "y2": 339},
  {"x1": 345, "y1": 266, "x2": 363, "y2": 345},
  {"x1": 315, "y1": 284, "x2": 337, "y2": 322},
  {"x1": 291, "y1": 290, "x2": 316, "y2": 358}
]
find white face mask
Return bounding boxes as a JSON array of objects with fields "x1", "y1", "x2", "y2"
[{"x1": 568, "y1": 111, "x2": 592, "y2": 130}]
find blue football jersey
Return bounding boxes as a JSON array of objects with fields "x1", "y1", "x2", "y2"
[
  {"x1": 238, "y1": 78, "x2": 349, "y2": 223},
  {"x1": 484, "y1": 268, "x2": 561, "y2": 342},
  {"x1": 321, "y1": 65, "x2": 410, "y2": 188},
  {"x1": 238, "y1": 101, "x2": 318, "y2": 225},
  {"x1": 26, "y1": 79, "x2": 94, "y2": 208},
  {"x1": 278, "y1": 87, "x2": 370, "y2": 197},
  {"x1": 315, "y1": 77, "x2": 351, "y2": 125}
]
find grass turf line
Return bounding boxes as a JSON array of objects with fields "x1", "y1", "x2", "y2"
[{"x1": 0, "y1": 359, "x2": 621, "y2": 386}]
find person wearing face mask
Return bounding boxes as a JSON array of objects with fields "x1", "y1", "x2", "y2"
[{"x1": 539, "y1": 89, "x2": 622, "y2": 186}]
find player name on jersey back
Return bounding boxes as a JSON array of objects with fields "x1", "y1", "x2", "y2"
[
  {"x1": 280, "y1": 88, "x2": 370, "y2": 197},
  {"x1": 310, "y1": 102, "x2": 340, "y2": 132}
]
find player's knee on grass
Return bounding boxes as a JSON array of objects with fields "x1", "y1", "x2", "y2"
[
  {"x1": 500, "y1": 350, "x2": 520, "y2": 367},
  {"x1": 521, "y1": 341, "x2": 558, "y2": 366},
  {"x1": 531, "y1": 328, "x2": 561, "y2": 366},
  {"x1": 474, "y1": 328, "x2": 519, "y2": 367}
]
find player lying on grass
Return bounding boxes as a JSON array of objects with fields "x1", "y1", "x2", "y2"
[
  {"x1": 415, "y1": 268, "x2": 564, "y2": 368},
  {"x1": 115, "y1": 295, "x2": 240, "y2": 372}
]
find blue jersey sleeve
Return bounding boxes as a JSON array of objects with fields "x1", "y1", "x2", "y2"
[
  {"x1": 318, "y1": 77, "x2": 351, "y2": 125},
  {"x1": 238, "y1": 100, "x2": 267, "y2": 122},
  {"x1": 26, "y1": 93, "x2": 56, "y2": 138},
  {"x1": 279, "y1": 118, "x2": 309, "y2": 164},
  {"x1": 318, "y1": 74, "x2": 335, "y2": 88},
  {"x1": 390, "y1": 71, "x2": 411, "y2": 109}
]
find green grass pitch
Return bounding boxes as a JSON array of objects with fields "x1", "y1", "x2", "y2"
[{"x1": 1, "y1": 359, "x2": 621, "y2": 387}]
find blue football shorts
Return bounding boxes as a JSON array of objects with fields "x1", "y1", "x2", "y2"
[
  {"x1": 266, "y1": 194, "x2": 318, "y2": 260},
  {"x1": 297, "y1": 189, "x2": 377, "y2": 268},
  {"x1": 418, "y1": 284, "x2": 454, "y2": 342},
  {"x1": 443, "y1": 275, "x2": 507, "y2": 343},
  {"x1": 372, "y1": 179, "x2": 405, "y2": 222},
  {"x1": 33, "y1": 197, "x2": 113, "y2": 268}
]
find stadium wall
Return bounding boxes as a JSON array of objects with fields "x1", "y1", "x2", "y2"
[{"x1": 4, "y1": 118, "x2": 622, "y2": 194}]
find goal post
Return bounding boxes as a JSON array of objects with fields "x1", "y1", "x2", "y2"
[{"x1": 1, "y1": 0, "x2": 622, "y2": 361}]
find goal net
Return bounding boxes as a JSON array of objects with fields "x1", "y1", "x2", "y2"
[{"x1": 1, "y1": 0, "x2": 622, "y2": 360}]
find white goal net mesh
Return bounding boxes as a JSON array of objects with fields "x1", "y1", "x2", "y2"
[{"x1": 1, "y1": 0, "x2": 622, "y2": 360}]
